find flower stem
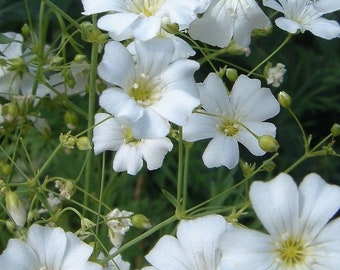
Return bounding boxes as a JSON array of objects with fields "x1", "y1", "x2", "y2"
[{"x1": 247, "y1": 34, "x2": 292, "y2": 77}]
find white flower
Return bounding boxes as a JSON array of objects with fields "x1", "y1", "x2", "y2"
[
  {"x1": 93, "y1": 113, "x2": 173, "y2": 175},
  {"x1": 102, "y1": 248, "x2": 131, "y2": 270},
  {"x1": 143, "y1": 215, "x2": 233, "y2": 270},
  {"x1": 183, "y1": 73, "x2": 280, "y2": 169},
  {"x1": 265, "y1": 63, "x2": 286, "y2": 87},
  {"x1": 263, "y1": 0, "x2": 340, "y2": 39},
  {"x1": 81, "y1": 0, "x2": 207, "y2": 41},
  {"x1": 219, "y1": 173, "x2": 340, "y2": 269},
  {"x1": 106, "y1": 208, "x2": 134, "y2": 247},
  {"x1": 97, "y1": 38, "x2": 199, "y2": 139},
  {"x1": 188, "y1": 0, "x2": 270, "y2": 48},
  {"x1": 0, "y1": 224, "x2": 102, "y2": 270}
]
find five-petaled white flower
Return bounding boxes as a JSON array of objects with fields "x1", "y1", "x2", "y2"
[
  {"x1": 93, "y1": 113, "x2": 173, "y2": 175},
  {"x1": 143, "y1": 214, "x2": 233, "y2": 270},
  {"x1": 189, "y1": 0, "x2": 270, "y2": 48},
  {"x1": 263, "y1": 0, "x2": 340, "y2": 39},
  {"x1": 0, "y1": 224, "x2": 102, "y2": 270},
  {"x1": 97, "y1": 38, "x2": 200, "y2": 139},
  {"x1": 183, "y1": 73, "x2": 280, "y2": 169},
  {"x1": 219, "y1": 173, "x2": 340, "y2": 269},
  {"x1": 80, "y1": 0, "x2": 208, "y2": 40}
]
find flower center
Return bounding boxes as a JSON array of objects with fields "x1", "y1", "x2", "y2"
[
  {"x1": 285, "y1": 0, "x2": 316, "y2": 26},
  {"x1": 123, "y1": 127, "x2": 140, "y2": 144},
  {"x1": 128, "y1": 73, "x2": 162, "y2": 107},
  {"x1": 276, "y1": 235, "x2": 307, "y2": 267},
  {"x1": 126, "y1": 0, "x2": 165, "y2": 17},
  {"x1": 219, "y1": 120, "x2": 239, "y2": 136}
]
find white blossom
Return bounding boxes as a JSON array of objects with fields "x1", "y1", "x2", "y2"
[
  {"x1": 183, "y1": 73, "x2": 280, "y2": 169},
  {"x1": 219, "y1": 173, "x2": 340, "y2": 269},
  {"x1": 263, "y1": 0, "x2": 340, "y2": 39},
  {"x1": 265, "y1": 63, "x2": 286, "y2": 87}
]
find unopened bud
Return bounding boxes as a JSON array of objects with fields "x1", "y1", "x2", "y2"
[
  {"x1": 131, "y1": 214, "x2": 152, "y2": 230},
  {"x1": 226, "y1": 68, "x2": 238, "y2": 82},
  {"x1": 74, "y1": 54, "x2": 86, "y2": 63},
  {"x1": 5, "y1": 190, "x2": 27, "y2": 227},
  {"x1": 64, "y1": 110, "x2": 78, "y2": 130},
  {"x1": 258, "y1": 135, "x2": 279, "y2": 153},
  {"x1": 278, "y1": 91, "x2": 291, "y2": 108},
  {"x1": 262, "y1": 160, "x2": 276, "y2": 172},
  {"x1": 331, "y1": 123, "x2": 340, "y2": 137},
  {"x1": 76, "y1": 136, "x2": 92, "y2": 151},
  {"x1": 59, "y1": 131, "x2": 76, "y2": 149},
  {"x1": 21, "y1": 23, "x2": 31, "y2": 38},
  {"x1": 1, "y1": 163, "x2": 12, "y2": 175},
  {"x1": 240, "y1": 161, "x2": 256, "y2": 177}
]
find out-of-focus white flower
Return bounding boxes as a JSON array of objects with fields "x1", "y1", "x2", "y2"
[
  {"x1": 102, "y1": 248, "x2": 131, "y2": 270},
  {"x1": 263, "y1": 0, "x2": 340, "y2": 39},
  {"x1": 0, "y1": 224, "x2": 102, "y2": 269},
  {"x1": 265, "y1": 63, "x2": 286, "y2": 87},
  {"x1": 183, "y1": 73, "x2": 280, "y2": 169},
  {"x1": 93, "y1": 113, "x2": 173, "y2": 175},
  {"x1": 80, "y1": 0, "x2": 209, "y2": 41},
  {"x1": 188, "y1": 0, "x2": 270, "y2": 48},
  {"x1": 143, "y1": 215, "x2": 233, "y2": 270},
  {"x1": 106, "y1": 208, "x2": 134, "y2": 247},
  {"x1": 219, "y1": 173, "x2": 340, "y2": 269},
  {"x1": 0, "y1": 32, "x2": 49, "y2": 103},
  {"x1": 97, "y1": 38, "x2": 199, "y2": 139}
]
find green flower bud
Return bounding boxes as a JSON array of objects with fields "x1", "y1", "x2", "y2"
[
  {"x1": 278, "y1": 91, "x2": 291, "y2": 108},
  {"x1": 59, "y1": 131, "x2": 76, "y2": 149},
  {"x1": 1, "y1": 163, "x2": 12, "y2": 175},
  {"x1": 331, "y1": 123, "x2": 340, "y2": 137},
  {"x1": 76, "y1": 136, "x2": 92, "y2": 151},
  {"x1": 258, "y1": 135, "x2": 279, "y2": 153},
  {"x1": 8, "y1": 57, "x2": 26, "y2": 72},
  {"x1": 81, "y1": 21, "x2": 108, "y2": 43},
  {"x1": 21, "y1": 23, "x2": 31, "y2": 38},
  {"x1": 131, "y1": 214, "x2": 152, "y2": 229},
  {"x1": 64, "y1": 110, "x2": 78, "y2": 130},
  {"x1": 262, "y1": 160, "x2": 276, "y2": 172},
  {"x1": 73, "y1": 54, "x2": 86, "y2": 63},
  {"x1": 240, "y1": 160, "x2": 256, "y2": 177},
  {"x1": 49, "y1": 56, "x2": 63, "y2": 69},
  {"x1": 2, "y1": 103, "x2": 19, "y2": 120},
  {"x1": 5, "y1": 190, "x2": 27, "y2": 227},
  {"x1": 226, "y1": 68, "x2": 238, "y2": 82}
]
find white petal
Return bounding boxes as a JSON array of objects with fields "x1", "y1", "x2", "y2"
[
  {"x1": 0, "y1": 239, "x2": 40, "y2": 269},
  {"x1": 237, "y1": 121, "x2": 276, "y2": 156},
  {"x1": 188, "y1": 0, "x2": 234, "y2": 47},
  {"x1": 0, "y1": 32, "x2": 23, "y2": 58},
  {"x1": 61, "y1": 232, "x2": 99, "y2": 270},
  {"x1": 310, "y1": 218, "x2": 340, "y2": 269},
  {"x1": 135, "y1": 38, "x2": 174, "y2": 79},
  {"x1": 98, "y1": 41, "x2": 135, "y2": 88},
  {"x1": 27, "y1": 225, "x2": 67, "y2": 269},
  {"x1": 98, "y1": 13, "x2": 137, "y2": 40},
  {"x1": 131, "y1": 108, "x2": 170, "y2": 139},
  {"x1": 170, "y1": 35, "x2": 196, "y2": 60},
  {"x1": 81, "y1": 0, "x2": 127, "y2": 15},
  {"x1": 262, "y1": 0, "x2": 284, "y2": 12},
  {"x1": 132, "y1": 16, "x2": 162, "y2": 41},
  {"x1": 93, "y1": 113, "x2": 124, "y2": 154},
  {"x1": 231, "y1": 75, "x2": 280, "y2": 121},
  {"x1": 113, "y1": 144, "x2": 143, "y2": 175},
  {"x1": 298, "y1": 173, "x2": 340, "y2": 240},
  {"x1": 219, "y1": 228, "x2": 276, "y2": 270},
  {"x1": 160, "y1": 58, "x2": 199, "y2": 97},
  {"x1": 202, "y1": 135, "x2": 239, "y2": 169},
  {"x1": 140, "y1": 138, "x2": 173, "y2": 170},
  {"x1": 183, "y1": 114, "x2": 219, "y2": 142},
  {"x1": 177, "y1": 215, "x2": 230, "y2": 269},
  {"x1": 313, "y1": 0, "x2": 340, "y2": 13},
  {"x1": 275, "y1": 17, "x2": 301, "y2": 34},
  {"x1": 145, "y1": 235, "x2": 189, "y2": 270},
  {"x1": 152, "y1": 90, "x2": 200, "y2": 126},
  {"x1": 250, "y1": 173, "x2": 299, "y2": 239},
  {"x1": 306, "y1": 18, "x2": 340, "y2": 40},
  {"x1": 99, "y1": 88, "x2": 143, "y2": 123},
  {"x1": 198, "y1": 73, "x2": 232, "y2": 116}
]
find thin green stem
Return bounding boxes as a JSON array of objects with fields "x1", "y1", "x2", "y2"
[
  {"x1": 95, "y1": 153, "x2": 106, "y2": 247},
  {"x1": 176, "y1": 127, "x2": 184, "y2": 211},
  {"x1": 287, "y1": 107, "x2": 309, "y2": 152},
  {"x1": 182, "y1": 143, "x2": 192, "y2": 210},
  {"x1": 247, "y1": 34, "x2": 292, "y2": 77}
]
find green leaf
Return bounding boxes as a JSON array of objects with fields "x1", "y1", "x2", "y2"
[{"x1": 162, "y1": 189, "x2": 177, "y2": 207}]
